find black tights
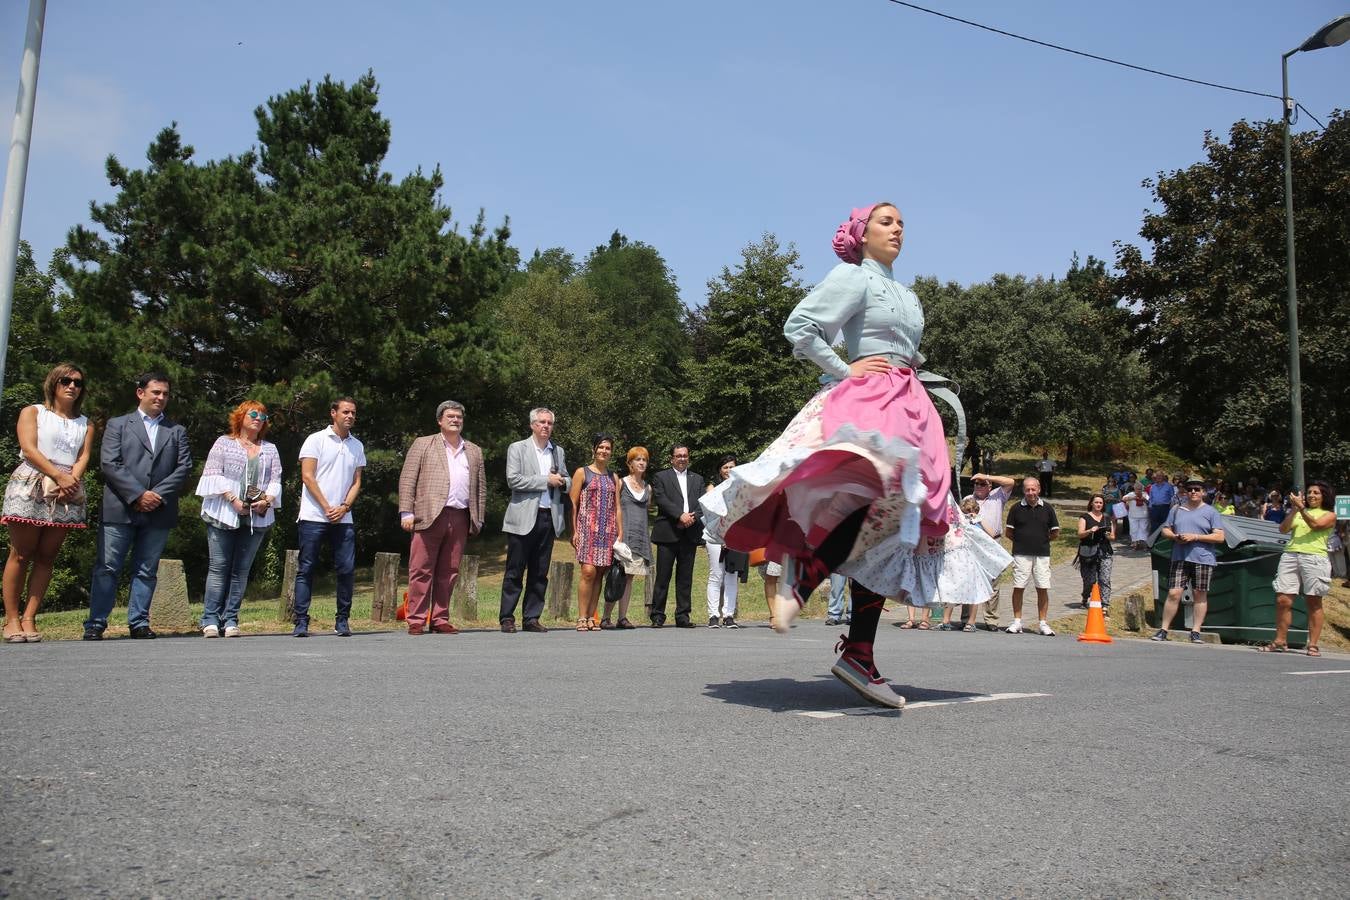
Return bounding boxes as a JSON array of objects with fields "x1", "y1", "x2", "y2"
[{"x1": 792, "y1": 506, "x2": 884, "y2": 646}]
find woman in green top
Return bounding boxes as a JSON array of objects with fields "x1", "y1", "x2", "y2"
[{"x1": 1259, "y1": 481, "x2": 1336, "y2": 656}]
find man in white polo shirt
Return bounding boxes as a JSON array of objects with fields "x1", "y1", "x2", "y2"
[{"x1": 292, "y1": 397, "x2": 366, "y2": 637}]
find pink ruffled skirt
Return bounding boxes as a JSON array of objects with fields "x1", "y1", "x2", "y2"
[{"x1": 701, "y1": 368, "x2": 1009, "y2": 603}]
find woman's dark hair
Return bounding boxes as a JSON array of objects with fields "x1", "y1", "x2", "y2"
[
  {"x1": 1308, "y1": 480, "x2": 1335, "y2": 510},
  {"x1": 719, "y1": 454, "x2": 737, "y2": 467},
  {"x1": 592, "y1": 433, "x2": 614, "y2": 452},
  {"x1": 1085, "y1": 493, "x2": 1106, "y2": 511}
]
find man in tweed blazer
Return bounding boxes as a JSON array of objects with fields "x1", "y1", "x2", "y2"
[{"x1": 398, "y1": 401, "x2": 486, "y2": 635}]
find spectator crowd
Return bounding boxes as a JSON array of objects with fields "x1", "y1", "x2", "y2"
[{"x1": 1, "y1": 363, "x2": 1344, "y2": 656}]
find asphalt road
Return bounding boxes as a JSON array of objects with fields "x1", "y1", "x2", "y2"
[{"x1": 2, "y1": 623, "x2": 1346, "y2": 898}]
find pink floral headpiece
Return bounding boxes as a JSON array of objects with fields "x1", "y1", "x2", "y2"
[{"x1": 831, "y1": 204, "x2": 877, "y2": 265}]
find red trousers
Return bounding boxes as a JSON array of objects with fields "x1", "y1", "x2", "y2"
[{"x1": 407, "y1": 506, "x2": 470, "y2": 628}]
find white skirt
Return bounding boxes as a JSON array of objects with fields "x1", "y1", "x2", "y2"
[{"x1": 840, "y1": 500, "x2": 1012, "y2": 606}]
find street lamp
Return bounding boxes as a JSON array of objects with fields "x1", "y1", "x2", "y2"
[{"x1": 1281, "y1": 13, "x2": 1350, "y2": 490}]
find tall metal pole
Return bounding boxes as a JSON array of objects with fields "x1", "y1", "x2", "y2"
[
  {"x1": 1280, "y1": 50, "x2": 1304, "y2": 490},
  {"x1": 0, "y1": 0, "x2": 48, "y2": 405}
]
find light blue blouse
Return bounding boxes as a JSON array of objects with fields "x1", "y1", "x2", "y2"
[{"x1": 783, "y1": 258, "x2": 925, "y2": 382}]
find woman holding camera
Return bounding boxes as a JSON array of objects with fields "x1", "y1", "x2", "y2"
[
  {"x1": 194, "y1": 402, "x2": 283, "y2": 637},
  {"x1": 2, "y1": 364, "x2": 94, "y2": 643},
  {"x1": 1260, "y1": 482, "x2": 1336, "y2": 657}
]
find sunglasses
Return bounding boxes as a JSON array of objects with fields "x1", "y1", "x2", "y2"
[
  {"x1": 247, "y1": 410, "x2": 270, "y2": 422},
  {"x1": 1187, "y1": 486, "x2": 1205, "y2": 492},
  {"x1": 57, "y1": 376, "x2": 84, "y2": 388}
]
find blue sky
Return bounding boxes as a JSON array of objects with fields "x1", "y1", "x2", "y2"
[{"x1": 3, "y1": 0, "x2": 1347, "y2": 304}]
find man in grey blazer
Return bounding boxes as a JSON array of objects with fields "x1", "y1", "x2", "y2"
[
  {"x1": 498, "y1": 407, "x2": 567, "y2": 633},
  {"x1": 83, "y1": 372, "x2": 193, "y2": 640}
]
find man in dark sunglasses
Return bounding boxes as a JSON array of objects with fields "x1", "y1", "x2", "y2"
[{"x1": 1152, "y1": 478, "x2": 1225, "y2": 644}]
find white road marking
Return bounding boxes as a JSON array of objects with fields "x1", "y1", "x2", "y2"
[
  {"x1": 905, "y1": 691, "x2": 1051, "y2": 709},
  {"x1": 1284, "y1": 669, "x2": 1350, "y2": 676},
  {"x1": 796, "y1": 691, "x2": 1050, "y2": 718}
]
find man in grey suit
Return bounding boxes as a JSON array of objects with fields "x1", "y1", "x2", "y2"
[
  {"x1": 498, "y1": 407, "x2": 567, "y2": 633},
  {"x1": 83, "y1": 372, "x2": 193, "y2": 640}
]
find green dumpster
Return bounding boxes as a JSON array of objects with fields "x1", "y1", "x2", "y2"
[{"x1": 1149, "y1": 517, "x2": 1309, "y2": 646}]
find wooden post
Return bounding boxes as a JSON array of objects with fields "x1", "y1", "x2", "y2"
[
  {"x1": 452, "y1": 555, "x2": 480, "y2": 622},
  {"x1": 1123, "y1": 591, "x2": 1145, "y2": 632},
  {"x1": 278, "y1": 549, "x2": 299, "y2": 622},
  {"x1": 372, "y1": 552, "x2": 400, "y2": 623},
  {"x1": 547, "y1": 561, "x2": 574, "y2": 620},
  {"x1": 642, "y1": 573, "x2": 654, "y2": 618}
]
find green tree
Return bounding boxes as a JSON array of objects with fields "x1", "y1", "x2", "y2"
[
  {"x1": 580, "y1": 231, "x2": 687, "y2": 454},
  {"x1": 919, "y1": 261, "x2": 1148, "y2": 472},
  {"x1": 51, "y1": 72, "x2": 521, "y2": 581},
  {"x1": 681, "y1": 234, "x2": 816, "y2": 472},
  {"x1": 1115, "y1": 113, "x2": 1350, "y2": 481},
  {"x1": 489, "y1": 266, "x2": 611, "y2": 457},
  {"x1": 492, "y1": 231, "x2": 688, "y2": 468}
]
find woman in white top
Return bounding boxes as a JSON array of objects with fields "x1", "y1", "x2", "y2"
[
  {"x1": 194, "y1": 401, "x2": 283, "y2": 637},
  {"x1": 2, "y1": 364, "x2": 95, "y2": 642}
]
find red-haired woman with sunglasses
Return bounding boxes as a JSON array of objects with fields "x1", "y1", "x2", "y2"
[
  {"x1": 193, "y1": 402, "x2": 283, "y2": 637},
  {"x1": 2, "y1": 364, "x2": 95, "y2": 642}
]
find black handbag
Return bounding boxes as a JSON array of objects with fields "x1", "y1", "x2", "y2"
[
  {"x1": 603, "y1": 563, "x2": 627, "y2": 603},
  {"x1": 1077, "y1": 543, "x2": 1100, "y2": 560}
]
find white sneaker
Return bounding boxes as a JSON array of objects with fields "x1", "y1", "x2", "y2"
[
  {"x1": 223, "y1": 625, "x2": 241, "y2": 638},
  {"x1": 769, "y1": 590, "x2": 800, "y2": 635},
  {"x1": 1038, "y1": 621, "x2": 1056, "y2": 636},
  {"x1": 202, "y1": 624, "x2": 220, "y2": 638},
  {"x1": 1005, "y1": 620, "x2": 1023, "y2": 634}
]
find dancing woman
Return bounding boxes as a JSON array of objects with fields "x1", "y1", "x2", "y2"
[{"x1": 702, "y1": 203, "x2": 1006, "y2": 708}]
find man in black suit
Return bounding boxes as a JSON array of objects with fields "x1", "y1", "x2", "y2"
[
  {"x1": 83, "y1": 372, "x2": 193, "y2": 640},
  {"x1": 649, "y1": 443, "x2": 704, "y2": 628}
]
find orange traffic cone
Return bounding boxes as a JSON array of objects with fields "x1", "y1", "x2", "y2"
[{"x1": 1077, "y1": 583, "x2": 1113, "y2": 644}]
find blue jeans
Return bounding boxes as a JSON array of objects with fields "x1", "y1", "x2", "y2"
[
  {"x1": 201, "y1": 524, "x2": 271, "y2": 629},
  {"x1": 86, "y1": 523, "x2": 172, "y2": 631},
  {"x1": 293, "y1": 521, "x2": 355, "y2": 625},
  {"x1": 827, "y1": 574, "x2": 851, "y2": 619}
]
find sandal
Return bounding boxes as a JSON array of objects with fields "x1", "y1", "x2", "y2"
[
  {"x1": 587, "y1": 617, "x2": 601, "y2": 631},
  {"x1": 962, "y1": 623, "x2": 976, "y2": 633},
  {"x1": 616, "y1": 618, "x2": 636, "y2": 630},
  {"x1": 1256, "y1": 642, "x2": 1288, "y2": 653},
  {"x1": 576, "y1": 618, "x2": 589, "y2": 631},
  {"x1": 20, "y1": 617, "x2": 40, "y2": 643},
  {"x1": 3, "y1": 620, "x2": 25, "y2": 644},
  {"x1": 897, "y1": 620, "x2": 915, "y2": 629},
  {"x1": 599, "y1": 618, "x2": 615, "y2": 630},
  {"x1": 1307, "y1": 645, "x2": 1321, "y2": 657},
  {"x1": 915, "y1": 620, "x2": 931, "y2": 630}
]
